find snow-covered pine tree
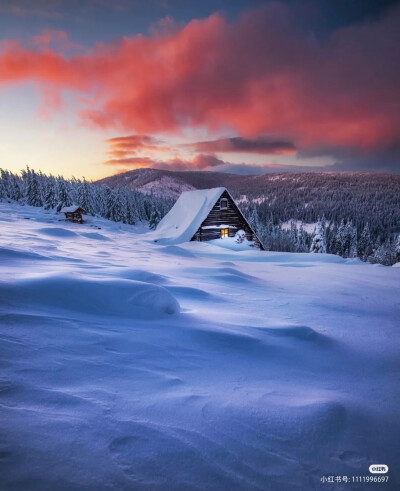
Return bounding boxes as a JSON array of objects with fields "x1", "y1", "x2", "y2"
[
  {"x1": 106, "y1": 188, "x2": 123, "y2": 222},
  {"x1": 76, "y1": 179, "x2": 94, "y2": 215},
  {"x1": 358, "y1": 223, "x2": 372, "y2": 261},
  {"x1": 0, "y1": 170, "x2": 23, "y2": 201},
  {"x1": 23, "y1": 167, "x2": 43, "y2": 207},
  {"x1": 56, "y1": 177, "x2": 72, "y2": 212},
  {"x1": 43, "y1": 176, "x2": 58, "y2": 210},
  {"x1": 125, "y1": 192, "x2": 136, "y2": 225},
  {"x1": 100, "y1": 185, "x2": 114, "y2": 220},
  {"x1": 10, "y1": 174, "x2": 23, "y2": 201},
  {"x1": 347, "y1": 221, "x2": 358, "y2": 258},
  {"x1": 370, "y1": 239, "x2": 397, "y2": 266},
  {"x1": 133, "y1": 192, "x2": 146, "y2": 222},
  {"x1": 248, "y1": 207, "x2": 261, "y2": 235},
  {"x1": 395, "y1": 234, "x2": 400, "y2": 263},
  {"x1": 310, "y1": 221, "x2": 327, "y2": 253},
  {"x1": 149, "y1": 206, "x2": 162, "y2": 230},
  {"x1": 296, "y1": 225, "x2": 308, "y2": 252},
  {"x1": 326, "y1": 222, "x2": 337, "y2": 254},
  {"x1": 289, "y1": 222, "x2": 298, "y2": 253},
  {"x1": 0, "y1": 169, "x2": 10, "y2": 199},
  {"x1": 335, "y1": 220, "x2": 346, "y2": 256}
]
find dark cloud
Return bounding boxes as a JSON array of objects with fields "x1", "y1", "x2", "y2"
[
  {"x1": 298, "y1": 141, "x2": 400, "y2": 173},
  {"x1": 217, "y1": 162, "x2": 335, "y2": 175},
  {"x1": 186, "y1": 136, "x2": 296, "y2": 155}
]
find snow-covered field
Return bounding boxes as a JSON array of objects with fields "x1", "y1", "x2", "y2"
[{"x1": 0, "y1": 201, "x2": 399, "y2": 490}]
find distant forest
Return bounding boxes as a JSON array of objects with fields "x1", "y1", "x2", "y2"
[
  {"x1": 0, "y1": 168, "x2": 174, "y2": 229},
  {"x1": 1, "y1": 168, "x2": 399, "y2": 265},
  {"x1": 233, "y1": 172, "x2": 400, "y2": 238},
  {"x1": 235, "y1": 173, "x2": 400, "y2": 266}
]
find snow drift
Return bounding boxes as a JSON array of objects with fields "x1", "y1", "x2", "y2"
[
  {"x1": 0, "y1": 273, "x2": 180, "y2": 319},
  {"x1": 0, "y1": 201, "x2": 399, "y2": 490}
]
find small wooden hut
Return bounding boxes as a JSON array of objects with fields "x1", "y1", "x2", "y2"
[
  {"x1": 61, "y1": 205, "x2": 86, "y2": 224},
  {"x1": 152, "y1": 187, "x2": 264, "y2": 249}
]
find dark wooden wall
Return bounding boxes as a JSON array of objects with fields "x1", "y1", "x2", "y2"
[{"x1": 191, "y1": 190, "x2": 263, "y2": 249}]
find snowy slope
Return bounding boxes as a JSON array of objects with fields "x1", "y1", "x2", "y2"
[
  {"x1": 96, "y1": 168, "x2": 196, "y2": 198},
  {"x1": 0, "y1": 201, "x2": 399, "y2": 490}
]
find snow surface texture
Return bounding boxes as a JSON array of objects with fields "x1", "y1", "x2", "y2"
[
  {"x1": 0, "y1": 201, "x2": 399, "y2": 491},
  {"x1": 151, "y1": 187, "x2": 226, "y2": 244}
]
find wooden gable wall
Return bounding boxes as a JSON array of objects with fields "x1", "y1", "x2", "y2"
[{"x1": 191, "y1": 190, "x2": 263, "y2": 249}]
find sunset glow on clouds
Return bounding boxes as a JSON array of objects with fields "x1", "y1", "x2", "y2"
[{"x1": 0, "y1": 0, "x2": 399, "y2": 177}]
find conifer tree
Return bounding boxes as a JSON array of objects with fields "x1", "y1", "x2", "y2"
[
  {"x1": 23, "y1": 167, "x2": 43, "y2": 207},
  {"x1": 43, "y1": 177, "x2": 57, "y2": 210},
  {"x1": 395, "y1": 235, "x2": 400, "y2": 263},
  {"x1": 77, "y1": 180, "x2": 94, "y2": 215},
  {"x1": 358, "y1": 223, "x2": 372, "y2": 261},
  {"x1": 149, "y1": 206, "x2": 162, "y2": 230},
  {"x1": 296, "y1": 225, "x2": 308, "y2": 252},
  {"x1": 56, "y1": 178, "x2": 72, "y2": 212},
  {"x1": 310, "y1": 222, "x2": 327, "y2": 253}
]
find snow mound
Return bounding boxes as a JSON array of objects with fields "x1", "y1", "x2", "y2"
[
  {"x1": 0, "y1": 246, "x2": 47, "y2": 261},
  {"x1": 184, "y1": 266, "x2": 259, "y2": 284},
  {"x1": 264, "y1": 325, "x2": 323, "y2": 341},
  {"x1": 80, "y1": 232, "x2": 111, "y2": 241},
  {"x1": 166, "y1": 285, "x2": 222, "y2": 301},
  {"x1": 38, "y1": 227, "x2": 78, "y2": 237},
  {"x1": 115, "y1": 269, "x2": 169, "y2": 284},
  {"x1": 207, "y1": 237, "x2": 255, "y2": 250},
  {"x1": 0, "y1": 274, "x2": 180, "y2": 319},
  {"x1": 160, "y1": 245, "x2": 197, "y2": 258}
]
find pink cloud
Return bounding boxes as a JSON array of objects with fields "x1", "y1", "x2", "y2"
[
  {"x1": 0, "y1": 2, "x2": 399, "y2": 161},
  {"x1": 105, "y1": 153, "x2": 225, "y2": 171}
]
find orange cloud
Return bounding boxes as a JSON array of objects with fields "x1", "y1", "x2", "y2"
[
  {"x1": 0, "y1": 3, "x2": 399, "y2": 159},
  {"x1": 106, "y1": 134, "x2": 169, "y2": 158}
]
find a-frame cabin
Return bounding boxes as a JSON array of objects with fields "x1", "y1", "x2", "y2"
[{"x1": 153, "y1": 187, "x2": 264, "y2": 250}]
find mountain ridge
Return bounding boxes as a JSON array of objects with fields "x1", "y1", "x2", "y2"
[{"x1": 95, "y1": 167, "x2": 400, "y2": 199}]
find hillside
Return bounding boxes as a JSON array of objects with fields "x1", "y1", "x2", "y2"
[
  {"x1": 97, "y1": 169, "x2": 400, "y2": 235},
  {"x1": 96, "y1": 168, "x2": 400, "y2": 199}
]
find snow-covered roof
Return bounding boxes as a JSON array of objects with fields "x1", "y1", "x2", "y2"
[
  {"x1": 152, "y1": 187, "x2": 227, "y2": 244},
  {"x1": 61, "y1": 205, "x2": 84, "y2": 213}
]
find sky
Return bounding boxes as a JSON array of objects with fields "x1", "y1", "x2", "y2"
[{"x1": 0, "y1": 0, "x2": 399, "y2": 179}]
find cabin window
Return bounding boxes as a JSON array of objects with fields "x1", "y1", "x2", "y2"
[
  {"x1": 220, "y1": 228, "x2": 229, "y2": 238},
  {"x1": 220, "y1": 198, "x2": 228, "y2": 209}
]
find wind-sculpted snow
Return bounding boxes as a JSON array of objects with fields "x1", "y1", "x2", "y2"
[
  {"x1": 80, "y1": 232, "x2": 111, "y2": 241},
  {"x1": 114, "y1": 268, "x2": 169, "y2": 285},
  {"x1": 0, "y1": 246, "x2": 48, "y2": 262},
  {"x1": 1, "y1": 274, "x2": 180, "y2": 319},
  {"x1": 38, "y1": 227, "x2": 79, "y2": 237},
  {"x1": 0, "y1": 201, "x2": 399, "y2": 490}
]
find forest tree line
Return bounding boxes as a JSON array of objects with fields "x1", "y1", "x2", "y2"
[
  {"x1": 1, "y1": 168, "x2": 399, "y2": 265},
  {"x1": 0, "y1": 168, "x2": 173, "y2": 228}
]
